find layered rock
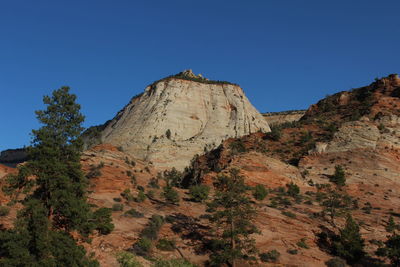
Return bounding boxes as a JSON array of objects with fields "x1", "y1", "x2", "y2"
[
  {"x1": 263, "y1": 110, "x2": 306, "y2": 126},
  {"x1": 86, "y1": 71, "x2": 270, "y2": 170}
]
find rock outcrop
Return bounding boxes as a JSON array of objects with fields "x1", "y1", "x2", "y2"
[
  {"x1": 85, "y1": 70, "x2": 270, "y2": 170},
  {"x1": 263, "y1": 110, "x2": 306, "y2": 126}
]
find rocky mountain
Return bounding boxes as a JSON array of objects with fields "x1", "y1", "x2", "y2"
[
  {"x1": 2, "y1": 74, "x2": 400, "y2": 266},
  {"x1": 83, "y1": 70, "x2": 270, "y2": 170}
]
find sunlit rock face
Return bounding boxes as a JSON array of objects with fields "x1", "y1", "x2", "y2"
[{"x1": 87, "y1": 71, "x2": 270, "y2": 170}]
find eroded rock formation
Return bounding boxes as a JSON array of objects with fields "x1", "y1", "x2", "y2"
[{"x1": 85, "y1": 71, "x2": 270, "y2": 169}]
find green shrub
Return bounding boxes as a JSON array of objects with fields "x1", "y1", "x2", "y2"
[
  {"x1": 156, "y1": 238, "x2": 176, "y2": 251},
  {"x1": 113, "y1": 197, "x2": 122, "y2": 202},
  {"x1": 287, "y1": 249, "x2": 298, "y2": 255},
  {"x1": 297, "y1": 238, "x2": 309, "y2": 249},
  {"x1": 163, "y1": 186, "x2": 180, "y2": 204},
  {"x1": 260, "y1": 249, "x2": 280, "y2": 263},
  {"x1": 148, "y1": 178, "x2": 160, "y2": 189},
  {"x1": 253, "y1": 184, "x2": 268, "y2": 201},
  {"x1": 330, "y1": 165, "x2": 346, "y2": 186},
  {"x1": 229, "y1": 139, "x2": 247, "y2": 153},
  {"x1": 189, "y1": 185, "x2": 210, "y2": 202},
  {"x1": 0, "y1": 206, "x2": 10, "y2": 216},
  {"x1": 286, "y1": 183, "x2": 300, "y2": 197},
  {"x1": 121, "y1": 189, "x2": 135, "y2": 202},
  {"x1": 133, "y1": 237, "x2": 152, "y2": 256},
  {"x1": 147, "y1": 190, "x2": 155, "y2": 199},
  {"x1": 140, "y1": 215, "x2": 164, "y2": 240},
  {"x1": 92, "y1": 207, "x2": 114, "y2": 235},
  {"x1": 124, "y1": 209, "x2": 144, "y2": 218},
  {"x1": 136, "y1": 190, "x2": 146, "y2": 203},
  {"x1": 116, "y1": 251, "x2": 143, "y2": 267},
  {"x1": 112, "y1": 203, "x2": 124, "y2": 212},
  {"x1": 265, "y1": 125, "x2": 282, "y2": 141}
]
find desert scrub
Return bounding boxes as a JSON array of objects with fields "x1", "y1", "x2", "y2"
[
  {"x1": 253, "y1": 184, "x2": 268, "y2": 201},
  {"x1": 188, "y1": 184, "x2": 210, "y2": 202},
  {"x1": 259, "y1": 249, "x2": 280, "y2": 263},
  {"x1": 124, "y1": 209, "x2": 144, "y2": 218},
  {"x1": 156, "y1": 238, "x2": 176, "y2": 251},
  {"x1": 116, "y1": 251, "x2": 143, "y2": 267}
]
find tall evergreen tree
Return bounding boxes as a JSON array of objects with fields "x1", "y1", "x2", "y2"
[
  {"x1": 207, "y1": 169, "x2": 259, "y2": 267},
  {"x1": 333, "y1": 215, "x2": 365, "y2": 264},
  {"x1": 1, "y1": 87, "x2": 112, "y2": 265}
]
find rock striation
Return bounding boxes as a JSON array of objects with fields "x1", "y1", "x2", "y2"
[{"x1": 84, "y1": 70, "x2": 270, "y2": 170}]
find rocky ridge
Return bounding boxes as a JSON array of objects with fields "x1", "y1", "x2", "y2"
[{"x1": 84, "y1": 70, "x2": 270, "y2": 170}]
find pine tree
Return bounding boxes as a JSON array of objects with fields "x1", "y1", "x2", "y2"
[
  {"x1": 330, "y1": 165, "x2": 346, "y2": 186},
  {"x1": 207, "y1": 169, "x2": 259, "y2": 267},
  {"x1": 377, "y1": 216, "x2": 400, "y2": 266},
  {"x1": 1, "y1": 87, "x2": 112, "y2": 265},
  {"x1": 320, "y1": 185, "x2": 352, "y2": 227},
  {"x1": 333, "y1": 215, "x2": 365, "y2": 264}
]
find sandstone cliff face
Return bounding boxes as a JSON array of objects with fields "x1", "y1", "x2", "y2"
[
  {"x1": 263, "y1": 110, "x2": 306, "y2": 126},
  {"x1": 92, "y1": 72, "x2": 270, "y2": 170}
]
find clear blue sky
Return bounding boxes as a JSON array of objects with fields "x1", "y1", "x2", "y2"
[{"x1": 1, "y1": 0, "x2": 399, "y2": 151}]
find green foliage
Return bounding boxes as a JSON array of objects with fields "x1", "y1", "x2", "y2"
[
  {"x1": 333, "y1": 215, "x2": 365, "y2": 264},
  {"x1": 297, "y1": 238, "x2": 309, "y2": 249},
  {"x1": 163, "y1": 168, "x2": 183, "y2": 187},
  {"x1": 0, "y1": 199, "x2": 99, "y2": 266},
  {"x1": 153, "y1": 258, "x2": 197, "y2": 267},
  {"x1": 330, "y1": 165, "x2": 346, "y2": 186},
  {"x1": 162, "y1": 185, "x2": 180, "y2": 204},
  {"x1": 265, "y1": 125, "x2": 282, "y2": 141},
  {"x1": 0, "y1": 205, "x2": 10, "y2": 216},
  {"x1": 124, "y1": 209, "x2": 144, "y2": 218},
  {"x1": 92, "y1": 208, "x2": 115, "y2": 235},
  {"x1": 156, "y1": 238, "x2": 176, "y2": 251},
  {"x1": 121, "y1": 189, "x2": 135, "y2": 202},
  {"x1": 376, "y1": 232, "x2": 400, "y2": 266},
  {"x1": 189, "y1": 184, "x2": 210, "y2": 202},
  {"x1": 116, "y1": 251, "x2": 143, "y2": 267},
  {"x1": 287, "y1": 249, "x2": 298, "y2": 255},
  {"x1": 147, "y1": 178, "x2": 160, "y2": 189},
  {"x1": 229, "y1": 139, "x2": 247, "y2": 154},
  {"x1": 286, "y1": 182, "x2": 300, "y2": 197},
  {"x1": 325, "y1": 257, "x2": 346, "y2": 267},
  {"x1": 86, "y1": 164, "x2": 103, "y2": 179},
  {"x1": 253, "y1": 184, "x2": 268, "y2": 201},
  {"x1": 0, "y1": 87, "x2": 113, "y2": 265},
  {"x1": 386, "y1": 216, "x2": 398, "y2": 233},
  {"x1": 112, "y1": 203, "x2": 124, "y2": 212},
  {"x1": 207, "y1": 169, "x2": 259, "y2": 267},
  {"x1": 136, "y1": 190, "x2": 146, "y2": 203},
  {"x1": 259, "y1": 249, "x2": 280, "y2": 263},
  {"x1": 319, "y1": 185, "x2": 352, "y2": 226},
  {"x1": 133, "y1": 237, "x2": 152, "y2": 256},
  {"x1": 140, "y1": 215, "x2": 164, "y2": 240}
]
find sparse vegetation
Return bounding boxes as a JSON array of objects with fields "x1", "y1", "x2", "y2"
[
  {"x1": 207, "y1": 169, "x2": 259, "y2": 267},
  {"x1": 156, "y1": 238, "x2": 176, "y2": 251},
  {"x1": 330, "y1": 165, "x2": 346, "y2": 186},
  {"x1": 188, "y1": 184, "x2": 210, "y2": 202},
  {"x1": 116, "y1": 251, "x2": 143, "y2": 267},
  {"x1": 253, "y1": 184, "x2": 268, "y2": 201},
  {"x1": 259, "y1": 249, "x2": 280, "y2": 263}
]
